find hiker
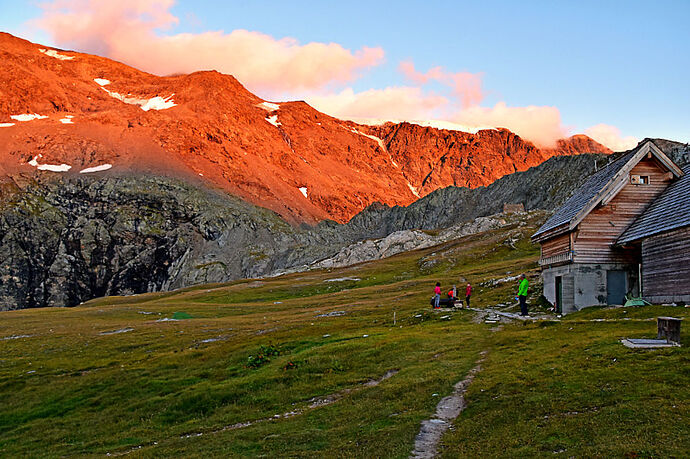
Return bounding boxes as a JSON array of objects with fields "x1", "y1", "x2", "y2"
[
  {"x1": 465, "y1": 283, "x2": 472, "y2": 308},
  {"x1": 433, "y1": 282, "x2": 441, "y2": 309},
  {"x1": 517, "y1": 274, "x2": 529, "y2": 316},
  {"x1": 446, "y1": 286, "x2": 457, "y2": 308}
]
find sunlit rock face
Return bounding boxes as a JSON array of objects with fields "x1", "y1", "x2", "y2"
[{"x1": 0, "y1": 32, "x2": 610, "y2": 225}]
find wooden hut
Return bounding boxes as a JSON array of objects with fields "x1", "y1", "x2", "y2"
[
  {"x1": 616, "y1": 163, "x2": 690, "y2": 304},
  {"x1": 531, "y1": 140, "x2": 685, "y2": 313}
]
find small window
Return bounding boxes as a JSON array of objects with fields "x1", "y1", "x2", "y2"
[{"x1": 631, "y1": 175, "x2": 650, "y2": 185}]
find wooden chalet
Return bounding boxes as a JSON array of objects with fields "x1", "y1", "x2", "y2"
[
  {"x1": 531, "y1": 140, "x2": 686, "y2": 313},
  {"x1": 616, "y1": 162, "x2": 690, "y2": 304}
]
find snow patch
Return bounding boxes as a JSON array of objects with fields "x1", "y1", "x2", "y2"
[
  {"x1": 80, "y1": 164, "x2": 112, "y2": 173},
  {"x1": 299, "y1": 187, "x2": 308, "y2": 198},
  {"x1": 101, "y1": 88, "x2": 177, "y2": 111},
  {"x1": 39, "y1": 48, "x2": 74, "y2": 60},
  {"x1": 37, "y1": 164, "x2": 72, "y2": 172},
  {"x1": 354, "y1": 129, "x2": 387, "y2": 152},
  {"x1": 141, "y1": 95, "x2": 177, "y2": 111},
  {"x1": 27, "y1": 155, "x2": 71, "y2": 172},
  {"x1": 94, "y1": 78, "x2": 111, "y2": 86},
  {"x1": 0, "y1": 123, "x2": 15, "y2": 128},
  {"x1": 407, "y1": 183, "x2": 420, "y2": 198},
  {"x1": 59, "y1": 117, "x2": 74, "y2": 124},
  {"x1": 257, "y1": 102, "x2": 280, "y2": 111},
  {"x1": 11, "y1": 114, "x2": 48, "y2": 122},
  {"x1": 342, "y1": 125, "x2": 400, "y2": 167},
  {"x1": 266, "y1": 115, "x2": 281, "y2": 127}
]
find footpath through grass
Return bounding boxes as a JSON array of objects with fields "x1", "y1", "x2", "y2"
[{"x1": 0, "y1": 213, "x2": 688, "y2": 457}]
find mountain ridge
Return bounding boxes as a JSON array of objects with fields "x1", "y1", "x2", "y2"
[{"x1": 0, "y1": 32, "x2": 611, "y2": 224}]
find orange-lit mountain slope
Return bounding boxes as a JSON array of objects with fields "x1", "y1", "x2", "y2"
[{"x1": 0, "y1": 33, "x2": 611, "y2": 224}]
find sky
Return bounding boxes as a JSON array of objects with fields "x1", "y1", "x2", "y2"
[{"x1": 1, "y1": 0, "x2": 689, "y2": 150}]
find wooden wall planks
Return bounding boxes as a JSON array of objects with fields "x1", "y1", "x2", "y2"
[
  {"x1": 642, "y1": 226, "x2": 690, "y2": 299},
  {"x1": 541, "y1": 232, "x2": 571, "y2": 258},
  {"x1": 574, "y1": 159, "x2": 672, "y2": 264}
]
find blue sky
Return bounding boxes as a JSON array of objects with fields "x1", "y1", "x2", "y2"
[{"x1": 2, "y1": 0, "x2": 688, "y2": 148}]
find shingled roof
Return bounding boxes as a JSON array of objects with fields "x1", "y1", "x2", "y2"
[
  {"x1": 532, "y1": 140, "x2": 683, "y2": 241},
  {"x1": 532, "y1": 150, "x2": 636, "y2": 240},
  {"x1": 617, "y1": 163, "x2": 690, "y2": 244}
]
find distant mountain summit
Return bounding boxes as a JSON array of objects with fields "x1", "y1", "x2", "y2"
[{"x1": 0, "y1": 32, "x2": 611, "y2": 224}]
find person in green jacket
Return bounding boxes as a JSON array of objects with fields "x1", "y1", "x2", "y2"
[{"x1": 517, "y1": 274, "x2": 529, "y2": 316}]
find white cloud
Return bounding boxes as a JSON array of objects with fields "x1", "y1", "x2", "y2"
[{"x1": 584, "y1": 123, "x2": 639, "y2": 151}]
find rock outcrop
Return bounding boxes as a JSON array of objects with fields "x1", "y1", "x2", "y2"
[{"x1": 312, "y1": 214, "x2": 528, "y2": 270}]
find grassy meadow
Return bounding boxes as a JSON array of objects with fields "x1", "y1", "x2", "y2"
[{"x1": 0, "y1": 213, "x2": 688, "y2": 457}]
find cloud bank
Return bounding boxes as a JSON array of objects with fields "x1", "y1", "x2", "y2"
[
  {"x1": 35, "y1": 0, "x2": 383, "y2": 93},
  {"x1": 584, "y1": 124, "x2": 639, "y2": 151},
  {"x1": 32, "y1": 0, "x2": 637, "y2": 150}
]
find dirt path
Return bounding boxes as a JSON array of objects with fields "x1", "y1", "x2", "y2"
[
  {"x1": 468, "y1": 306, "x2": 557, "y2": 323},
  {"x1": 410, "y1": 351, "x2": 487, "y2": 458}
]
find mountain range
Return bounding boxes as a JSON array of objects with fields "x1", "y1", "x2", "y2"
[
  {"x1": 6, "y1": 32, "x2": 675, "y2": 310},
  {"x1": 0, "y1": 32, "x2": 610, "y2": 225}
]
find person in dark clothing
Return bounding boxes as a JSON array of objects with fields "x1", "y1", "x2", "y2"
[
  {"x1": 517, "y1": 274, "x2": 529, "y2": 316},
  {"x1": 465, "y1": 283, "x2": 472, "y2": 308}
]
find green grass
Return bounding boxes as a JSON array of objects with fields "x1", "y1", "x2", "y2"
[{"x1": 0, "y1": 212, "x2": 687, "y2": 457}]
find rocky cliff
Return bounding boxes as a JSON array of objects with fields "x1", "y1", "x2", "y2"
[{"x1": 0, "y1": 151, "x2": 614, "y2": 310}]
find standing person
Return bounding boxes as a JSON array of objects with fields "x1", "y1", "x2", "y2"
[
  {"x1": 517, "y1": 274, "x2": 529, "y2": 316},
  {"x1": 465, "y1": 283, "x2": 472, "y2": 308},
  {"x1": 434, "y1": 282, "x2": 441, "y2": 309}
]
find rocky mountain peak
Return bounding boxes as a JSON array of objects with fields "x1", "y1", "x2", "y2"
[{"x1": 0, "y1": 32, "x2": 611, "y2": 225}]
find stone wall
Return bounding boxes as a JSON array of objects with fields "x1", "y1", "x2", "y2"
[{"x1": 542, "y1": 262, "x2": 639, "y2": 313}]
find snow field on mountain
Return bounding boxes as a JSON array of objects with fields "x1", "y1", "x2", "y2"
[
  {"x1": 38, "y1": 164, "x2": 71, "y2": 172},
  {"x1": 257, "y1": 102, "x2": 280, "y2": 111},
  {"x1": 80, "y1": 164, "x2": 113, "y2": 173},
  {"x1": 101, "y1": 87, "x2": 177, "y2": 111},
  {"x1": 11, "y1": 114, "x2": 48, "y2": 122},
  {"x1": 299, "y1": 187, "x2": 308, "y2": 198},
  {"x1": 266, "y1": 115, "x2": 281, "y2": 127},
  {"x1": 39, "y1": 48, "x2": 74, "y2": 60},
  {"x1": 407, "y1": 183, "x2": 420, "y2": 198},
  {"x1": 27, "y1": 155, "x2": 71, "y2": 172}
]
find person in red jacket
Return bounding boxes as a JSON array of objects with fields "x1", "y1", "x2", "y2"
[
  {"x1": 433, "y1": 282, "x2": 441, "y2": 309},
  {"x1": 465, "y1": 283, "x2": 472, "y2": 308}
]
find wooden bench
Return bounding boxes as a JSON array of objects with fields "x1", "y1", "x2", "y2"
[{"x1": 657, "y1": 317, "x2": 681, "y2": 344}]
